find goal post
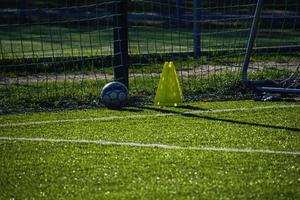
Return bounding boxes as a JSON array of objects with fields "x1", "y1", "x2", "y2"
[
  {"x1": 242, "y1": 0, "x2": 300, "y2": 95},
  {"x1": 242, "y1": 0, "x2": 264, "y2": 85}
]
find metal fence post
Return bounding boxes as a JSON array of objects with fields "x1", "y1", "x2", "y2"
[
  {"x1": 20, "y1": 0, "x2": 28, "y2": 24},
  {"x1": 113, "y1": 0, "x2": 129, "y2": 89},
  {"x1": 176, "y1": 0, "x2": 182, "y2": 20},
  {"x1": 193, "y1": 0, "x2": 201, "y2": 58}
]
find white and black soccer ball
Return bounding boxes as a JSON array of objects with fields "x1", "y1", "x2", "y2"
[{"x1": 100, "y1": 82, "x2": 128, "y2": 109}]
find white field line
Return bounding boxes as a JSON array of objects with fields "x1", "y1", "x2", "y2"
[
  {"x1": 1, "y1": 104, "x2": 300, "y2": 127},
  {"x1": 0, "y1": 136, "x2": 299, "y2": 156}
]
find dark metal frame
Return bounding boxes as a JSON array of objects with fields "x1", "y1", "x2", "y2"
[
  {"x1": 241, "y1": 0, "x2": 300, "y2": 94},
  {"x1": 193, "y1": 0, "x2": 201, "y2": 58},
  {"x1": 113, "y1": 0, "x2": 129, "y2": 89}
]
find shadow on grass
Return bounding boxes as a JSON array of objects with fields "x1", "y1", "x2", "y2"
[
  {"x1": 137, "y1": 105, "x2": 209, "y2": 114},
  {"x1": 139, "y1": 106, "x2": 300, "y2": 132},
  {"x1": 177, "y1": 105, "x2": 208, "y2": 111},
  {"x1": 118, "y1": 107, "x2": 144, "y2": 112}
]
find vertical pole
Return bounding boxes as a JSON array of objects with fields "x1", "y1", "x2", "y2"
[
  {"x1": 113, "y1": 0, "x2": 129, "y2": 89},
  {"x1": 242, "y1": 0, "x2": 263, "y2": 85},
  {"x1": 193, "y1": 0, "x2": 201, "y2": 58},
  {"x1": 176, "y1": 0, "x2": 182, "y2": 20},
  {"x1": 20, "y1": 0, "x2": 28, "y2": 24}
]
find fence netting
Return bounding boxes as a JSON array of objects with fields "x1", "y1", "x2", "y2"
[
  {"x1": 247, "y1": 1, "x2": 300, "y2": 89},
  {"x1": 0, "y1": 0, "x2": 299, "y2": 111}
]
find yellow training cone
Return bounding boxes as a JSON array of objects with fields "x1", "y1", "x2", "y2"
[{"x1": 154, "y1": 62, "x2": 183, "y2": 106}]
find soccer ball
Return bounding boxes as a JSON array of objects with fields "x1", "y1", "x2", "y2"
[{"x1": 100, "y1": 82, "x2": 128, "y2": 109}]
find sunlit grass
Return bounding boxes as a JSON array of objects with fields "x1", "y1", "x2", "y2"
[{"x1": 0, "y1": 100, "x2": 299, "y2": 199}]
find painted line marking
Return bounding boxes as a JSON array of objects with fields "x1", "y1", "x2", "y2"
[
  {"x1": 1, "y1": 104, "x2": 300, "y2": 127},
  {"x1": 0, "y1": 136, "x2": 299, "y2": 156}
]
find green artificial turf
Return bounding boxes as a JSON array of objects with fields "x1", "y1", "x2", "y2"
[{"x1": 0, "y1": 100, "x2": 300, "y2": 199}]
